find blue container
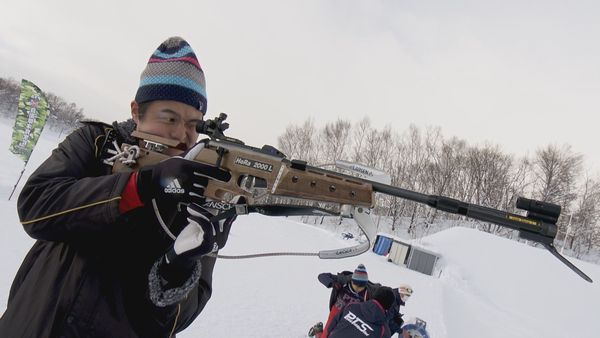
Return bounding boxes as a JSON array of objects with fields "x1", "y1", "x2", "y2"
[{"x1": 373, "y1": 235, "x2": 393, "y2": 255}]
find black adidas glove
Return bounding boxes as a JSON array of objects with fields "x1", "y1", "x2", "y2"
[
  {"x1": 136, "y1": 142, "x2": 231, "y2": 209},
  {"x1": 159, "y1": 203, "x2": 233, "y2": 284}
]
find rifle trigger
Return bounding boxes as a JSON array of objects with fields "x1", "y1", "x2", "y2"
[
  {"x1": 209, "y1": 204, "x2": 251, "y2": 223},
  {"x1": 215, "y1": 147, "x2": 227, "y2": 168},
  {"x1": 235, "y1": 204, "x2": 249, "y2": 215}
]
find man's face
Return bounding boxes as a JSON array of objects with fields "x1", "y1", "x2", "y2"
[
  {"x1": 131, "y1": 100, "x2": 204, "y2": 156},
  {"x1": 351, "y1": 282, "x2": 366, "y2": 293}
]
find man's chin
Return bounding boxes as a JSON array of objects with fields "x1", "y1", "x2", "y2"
[
  {"x1": 165, "y1": 143, "x2": 189, "y2": 156},
  {"x1": 165, "y1": 148, "x2": 185, "y2": 156}
]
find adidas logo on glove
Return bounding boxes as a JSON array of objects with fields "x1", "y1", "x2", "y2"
[{"x1": 164, "y1": 179, "x2": 185, "y2": 194}]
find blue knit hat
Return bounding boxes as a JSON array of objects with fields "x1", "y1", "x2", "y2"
[
  {"x1": 135, "y1": 36, "x2": 207, "y2": 113},
  {"x1": 351, "y1": 264, "x2": 368, "y2": 286}
]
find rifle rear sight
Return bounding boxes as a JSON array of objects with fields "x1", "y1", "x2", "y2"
[
  {"x1": 196, "y1": 113, "x2": 286, "y2": 158},
  {"x1": 196, "y1": 113, "x2": 240, "y2": 144}
]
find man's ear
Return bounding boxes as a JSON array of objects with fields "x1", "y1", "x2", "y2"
[{"x1": 131, "y1": 100, "x2": 139, "y2": 124}]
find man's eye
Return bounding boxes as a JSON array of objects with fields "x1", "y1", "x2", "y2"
[{"x1": 158, "y1": 115, "x2": 178, "y2": 124}]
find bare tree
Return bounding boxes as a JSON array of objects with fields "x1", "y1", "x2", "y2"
[
  {"x1": 318, "y1": 119, "x2": 352, "y2": 165},
  {"x1": 277, "y1": 118, "x2": 319, "y2": 164},
  {"x1": 503, "y1": 157, "x2": 534, "y2": 210},
  {"x1": 423, "y1": 133, "x2": 467, "y2": 223},
  {"x1": 463, "y1": 144, "x2": 513, "y2": 234},
  {"x1": 532, "y1": 144, "x2": 583, "y2": 209},
  {"x1": 44, "y1": 93, "x2": 83, "y2": 132},
  {"x1": 569, "y1": 176, "x2": 600, "y2": 257},
  {"x1": 359, "y1": 126, "x2": 393, "y2": 173},
  {"x1": 388, "y1": 125, "x2": 428, "y2": 232},
  {"x1": 0, "y1": 77, "x2": 20, "y2": 119},
  {"x1": 350, "y1": 117, "x2": 371, "y2": 163}
]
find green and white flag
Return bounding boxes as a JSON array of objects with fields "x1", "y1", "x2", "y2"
[{"x1": 9, "y1": 79, "x2": 50, "y2": 163}]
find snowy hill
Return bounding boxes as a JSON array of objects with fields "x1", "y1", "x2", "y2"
[
  {"x1": 0, "y1": 120, "x2": 599, "y2": 338},
  {"x1": 186, "y1": 215, "x2": 600, "y2": 338}
]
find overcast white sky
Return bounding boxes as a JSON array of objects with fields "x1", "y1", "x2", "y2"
[{"x1": 1, "y1": 0, "x2": 598, "y2": 171}]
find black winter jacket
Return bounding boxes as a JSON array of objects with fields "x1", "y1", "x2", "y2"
[
  {"x1": 0, "y1": 121, "x2": 222, "y2": 337},
  {"x1": 386, "y1": 288, "x2": 406, "y2": 334},
  {"x1": 325, "y1": 300, "x2": 391, "y2": 338}
]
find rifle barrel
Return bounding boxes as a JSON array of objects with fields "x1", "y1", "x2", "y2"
[{"x1": 371, "y1": 182, "x2": 557, "y2": 239}]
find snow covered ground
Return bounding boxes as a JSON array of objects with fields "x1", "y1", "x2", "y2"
[{"x1": 0, "y1": 120, "x2": 599, "y2": 338}]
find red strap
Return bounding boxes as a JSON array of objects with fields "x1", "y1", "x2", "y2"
[{"x1": 119, "y1": 172, "x2": 144, "y2": 214}]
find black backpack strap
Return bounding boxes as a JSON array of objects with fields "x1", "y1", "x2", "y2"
[
  {"x1": 81, "y1": 120, "x2": 118, "y2": 165},
  {"x1": 97, "y1": 127, "x2": 119, "y2": 165}
]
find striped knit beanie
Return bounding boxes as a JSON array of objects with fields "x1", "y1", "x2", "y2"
[
  {"x1": 135, "y1": 36, "x2": 207, "y2": 113},
  {"x1": 351, "y1": 264, "x2": 368, "y2": 286}
]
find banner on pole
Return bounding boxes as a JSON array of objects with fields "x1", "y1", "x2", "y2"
[{"x1": 9, "y1": 79, "x2": 50, "y2": 162}]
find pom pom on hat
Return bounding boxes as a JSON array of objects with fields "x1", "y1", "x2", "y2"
[{"x1": 351, "y1": 264, "x2": 368, "y2": 286}]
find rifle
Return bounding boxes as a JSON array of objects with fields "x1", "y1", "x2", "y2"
[{"x1": 110, "y1": 113, "x2": 592, "y2": 283}]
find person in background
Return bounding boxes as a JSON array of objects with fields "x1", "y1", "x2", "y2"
[
  {"x1": 309, "y1": 264, "x2": 381, "y2": 337},
  {"x1": 387, "y1": 284, "x2": 414, "y2": 336},
  {"x1": 324, "y1": 286, "x2": 395, "y2": 338}
]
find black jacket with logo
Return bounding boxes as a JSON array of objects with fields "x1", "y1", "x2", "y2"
[
  {"x1": 326, "y1": 300, "x2": 391, "y2": 338},
  {"x1": 0, "y1": 121, "x2": 222, "y2": 337}
]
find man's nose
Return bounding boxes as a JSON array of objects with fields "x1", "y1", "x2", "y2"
[{"x1": 170, "y1": 123, "x2": 187, "y2": 145}]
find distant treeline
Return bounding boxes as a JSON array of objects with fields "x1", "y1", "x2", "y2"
[
  {"x1": 278, "y1": 118, "x2": 600, "y2": 260},
  {"x1": 0, "y1": 77, "x2": 85, "y2": 132}
]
